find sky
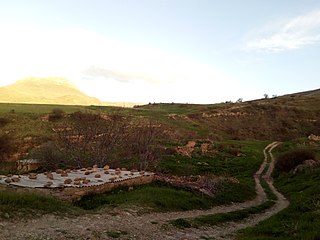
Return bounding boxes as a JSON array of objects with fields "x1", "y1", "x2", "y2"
[{"x1": 0, "y1": 0, "x2": 319, "y2": 104}]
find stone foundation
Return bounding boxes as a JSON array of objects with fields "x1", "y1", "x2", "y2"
[{"x1": 0, "y1": 174, "x2": 155, "y2": 202}]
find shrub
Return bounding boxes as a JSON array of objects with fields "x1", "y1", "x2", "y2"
[
  {"x1": 275, "y1": 148, "x2": 316, "y2": 173},
  {"x1": 0, "y1": 134, "x2": 15, "y2": 161},
  {"x1": 0, "y1": 117, "x2": 10, "y2": 127},
  {"x1": 48, "y1": 108, "x2": 64, "y2": 121}
]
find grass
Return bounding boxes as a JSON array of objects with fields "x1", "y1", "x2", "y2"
[
  {"x1": 171, "y1": 200, "x2": 275, "y2": 229},
  {"x1": 0, "y1": 190, "x2": 82, "y2": 218},
  {"x1": 236, "y1": 143, "x2": 320, "y2": 240},
  {"x1": 170, "y1": 176, "x2": 277, "y2": 229},
  {"x1": 75, "y1": 182, "x2": 214, "y2": 212}
]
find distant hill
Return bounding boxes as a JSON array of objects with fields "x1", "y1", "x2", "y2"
[
  {"x1": 0, "y1": 78, "x2": 140, "y2": 107},
  {"x1": 0, "y1": 78, "x2": 103, "y2": 106}
]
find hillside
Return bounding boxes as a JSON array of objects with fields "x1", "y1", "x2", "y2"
[
  {"x1": 0, "y1": 78, "x2": 103, "y2": 106},
  {"x1": 133, "y1": 88, "x2": 320, "y2": 140}
]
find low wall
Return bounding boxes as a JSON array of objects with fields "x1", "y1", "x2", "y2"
[{"x1": 0, "y1": 175, "x2": 155, "y2": 202}]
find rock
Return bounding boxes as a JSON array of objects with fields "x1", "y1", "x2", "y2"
[
  {"x1": 104, "y1": 170, "x2": 109, "y2": 174},
  {"x1": 121, "y1": 168, "x2": 127, "y2": 171},
  {"x1": 103, "y1": 165, "x2": 110, "y2": 170},
  {"x1": 4, "y1": 178, "x2": 12, "y2": 183},
  {"x1": 61, "y1": 172, "x2": 68, "y2": 177},
  {"x1": 29, "y1": 173, "x2": 37, "y2": 179},
  {"x1": 293, "y1": 159, "x2": 320, "y2": 174},
  {"x1": 44, "y1": 181, "x2": 53, "y2": 187},
  {"x1": 64, "y1": 179, "x2": 73, "y2": 184},
  {"x1": 83, "y1": 179, "x2": 90, "y2": 184},
  {"x1": 85, "y1": 171, "x2": 91, "y2": 175},
  {"x1": 74, "y1": 180, "x2": 81, "y2": 185},
  {"x1": 11, "y1": 177, "x2": 20, "y2": 182},
  {"x1": 47, "y1": 173, "x2": 54, "y2": 180},
  {"x1": 95, "y1": 174, "x2": 101, "y2": 178},
  {"x1": 56, "y1": 169, "x2": 63, "y2": 174}
]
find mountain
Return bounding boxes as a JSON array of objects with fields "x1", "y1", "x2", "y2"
[{"x1": 0, "y1": 78, "x2": 104, "y2": 106}]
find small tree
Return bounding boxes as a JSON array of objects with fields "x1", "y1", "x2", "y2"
[
  {"x1": 263, "y1": 93, "x2": 269, "y2": 99},
  {"x1": 126, "y1": 120, "x2": 164, "y2": 170},
  {"x1": 48, "y1": 108, "x2": 65, "y2": 121}
]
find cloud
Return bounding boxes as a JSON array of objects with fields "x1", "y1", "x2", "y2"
[
  {"x1": 247, "y1": 10, "x2": 320, "y2": 52},
  {"x1": 0, "y1": 23, "x2": 235, "y2": 103}
]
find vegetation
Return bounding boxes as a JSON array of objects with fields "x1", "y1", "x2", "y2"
[
  {"x1": 275, "y1": 148, "x2": 316, "y2": 173},
  {"x1": 0, "y1": 190, "x2": 81, "y2": 218},
  {"x1": 237, "y1": 142, "x2": 320, "y2": 240}
]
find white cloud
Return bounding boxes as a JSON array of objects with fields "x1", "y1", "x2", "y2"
[
  {"x1": 0, "y1": 24, "x2": 236, "y2": 103},
  {"x1": 247, "y1": 10, "x2": 320, "y2": 52}
]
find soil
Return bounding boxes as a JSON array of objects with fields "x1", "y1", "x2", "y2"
[{"x1": 0, "y1": 142, "x2": 289, "y2": 240}]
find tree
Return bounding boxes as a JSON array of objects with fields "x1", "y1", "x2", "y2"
[
  {"x1": 263, "y1": 93, "x2": 269, "y2": 99},
  {"x1": 236, "y1": 98, "x2": 243, "y2": 103},
  {"x1": 126, "y1": 120, "x2": 164, "y2": 170},
  {"x1": 54, "y1": 112, "x2": 127, "y2": 168}
]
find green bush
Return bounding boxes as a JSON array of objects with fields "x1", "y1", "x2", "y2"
[{"x1": 275, "y1": 148, "x2": 316, "y2": 173}]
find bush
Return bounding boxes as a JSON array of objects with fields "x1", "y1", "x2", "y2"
[
  {"x1": 48, "y1": 108, "x2": 64, "y2": 121},
  {"x1": 0, "y1": 134, "x2": 15, "y2": 161},
  {"x1": 0, "y1": 117, "x2": 10, "y2": 127},
  {"x1": 275, "y1": 148, "x2": 316, "y2": 173}
]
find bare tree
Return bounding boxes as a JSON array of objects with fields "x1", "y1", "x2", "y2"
[
  {"x1": 54, "y1": 112, "x2": 127, "y2": 168},
  {"x1": 126, "y1": 119, "x2": 164, "y2": 170}
]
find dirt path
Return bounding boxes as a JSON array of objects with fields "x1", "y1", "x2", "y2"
[{"x1": 0, "y1": 142, "x2": 289, "y2": 240}]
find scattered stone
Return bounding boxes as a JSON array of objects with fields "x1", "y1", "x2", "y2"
[
  {"x1": 11, "y1": 177, "x2": 20, "y2": 182},
  {"x1": 64, "y1": 179, "x2": 73, "y2": 184},
  {"x1": 83, "y1": 179, "x2": 90, "y2": 184},
  {"x1": 47, "y1": 173, "x2": 54, "y2": 180},
  {"x1": 44, "y1": 181, "x2": 53, "y2": 187},
  {"x1": 56, "y1": 169, "x2": 63, "y2": 174},
  {"x1": 103, "y1": 165, "x2": 110, "y2": 170},
  {"x1": 29, "y1": 173, "x2": 37, "y2": 179},
  {"x1": 85, "y1": 171, "x2": 91, "y2": 175},
  {"x1": 4, "y1": 178, "x2": 12, "y2": 183},
  {"x1": 61, "y1": 172, "x2": 68, "y2": 177},
  {"x1": 104, "y1": 170, "x2": 109, "y2": 174},
  {"x1": 95, "y1": 174, "x2": 101, "y2": 178},
  {"x1": 74, "y1": 180, "x2": 81, "y2": 185}
]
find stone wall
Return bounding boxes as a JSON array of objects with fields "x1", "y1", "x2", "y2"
[{"x1": 0, "y1": 175, "x2": 155, "y2": 202}]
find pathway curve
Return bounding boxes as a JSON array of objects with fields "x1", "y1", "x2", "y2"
[{"x1": 0, "y1": 142, "x2": 289, "y2": 240}]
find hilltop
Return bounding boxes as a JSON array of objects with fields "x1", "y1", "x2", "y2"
[{"x1": 0, "y1": 78, "x2": 103, "y2": 106}]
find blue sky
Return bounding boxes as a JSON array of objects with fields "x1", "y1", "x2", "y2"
[{"x1": 0, "y1": 0, "x2": 319, "y2": 103}]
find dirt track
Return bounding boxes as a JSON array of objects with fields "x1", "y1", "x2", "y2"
[{"x1": 0, "y1": 142, "x2": 289, "y2": 240}]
